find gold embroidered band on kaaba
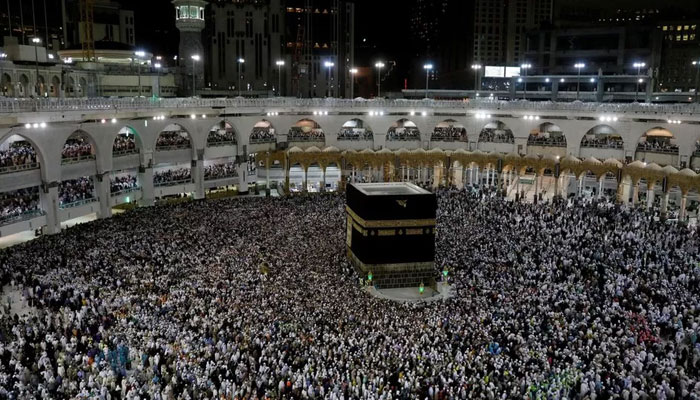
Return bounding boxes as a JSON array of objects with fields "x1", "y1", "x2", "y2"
[{"x1": 345, "y1": 206, "x2": 436, "y2": 229}]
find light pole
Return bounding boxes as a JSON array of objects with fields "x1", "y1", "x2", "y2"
[
  {"x1": 693, "y1": 60, "x2": 700, "y2": 103},
  {"x1": 520, "y1": 63, "x2": 531, "y2": 99},
  {"x1": 276, "y1": 60, "x2": 285, "y2": 97},
  {"x1": 471, "y1": 64, "x2": 481, "y2": 98},
  {"x1": 191, "y1": 54, "x2": 200, "y2": 97},
  {"x1": 154, "y1": 63, "x2": 162, "y2": 97},
  {"x1": 350, "y1": 68, "x2": 358, "y2": 99},
  {"x1": 32, "y1": 37, "x2": 40, "y2": 96},
  {"x1": 423, "y1": 63, "x2": 433, "y2": 99},
  {"x1": 134, "y1": 50, "x2": 145, "y2": 97},
  {"x1": 375, "y1": 62, "x2": 385, "y2": 98},
  {"x1": 633, "y1": 62, "x2": 646, "y2": 102},
  {"x1": 324, "y1": 61, "x2": 334, "y2": 98},
  {"x1": 574, "y1": 63, "x2": 585, "y2": 100},
  {"x1": 237, "y1": 58, "x2": 245, "y2": 97}
]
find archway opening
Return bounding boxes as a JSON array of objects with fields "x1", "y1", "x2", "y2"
[
  {"x1": 289, "y1": 119, "x2": 324, "y2": 141},
  {"x1": 0, "y1": 134, "x2": 40, "y2": 174},
  {"x1": 637, "y1": 127, "x2": 678, "y2": 155},
  {"x1": 0, "y1": 186, "x2": 41, "y2": 226},
  {"x1": 528, "y1": 122, "x2": 566, "y2": 147},
  {"x1": 581, "y1": 125, "x2": 623, "y2": 149},
  {"x1": 62, "y1": 131, "x2": 96, "y2": 164},
  {"x1": 339, "y1": 119, "x2": 373, "y2": 140},
  {"x1": 478, "y1": 121, "x2": 513, "y2": 143},
  {"x1": 432, "y1": 119, "x2": 467, "y2": 142},
  {"x1": 156, "y1": 124, "x2": 192, "y2": 151},
  {"x1": 59, "y1": 176, "x2": 96, "y2": 208},
  {"x1": 113, "y1": 127, "x2": 140, "y2": 157},
  {"x1": 2, "y1": 73, "x2": 13, "y2": 96},
  {"x1": 387, "y1": 119, "x2": 420, "y2": 141},
  {"x1": 207, "y1": 121, "x2": 237, "y2": 147},
  {"x1": 250, "y1": 120, "x2": 276, "y2": 144}
]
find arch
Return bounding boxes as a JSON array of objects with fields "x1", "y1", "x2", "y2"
[
  {"x1": 387, "y1": 118, "x2": 420, "y2": 141},
  {"x1": 67, "y1": 77, "x2": 76, "y2": 97},
  {"x1": 207, "y1": 120, "x2": 238, "y2": 147},
  {"x1": 289, "y1": 118, "x2": 325, "y2": 141},
  {"x1": 580, "y1": 124, "x2": 623, "y2": 149},
  {"x1": 155, "y1": 123, "x2": 192, "y2": 151},
  {"x1": 62, "y1": 130, "x2": 97, "y2": 163},
  {"x1": 432, "y1": 119, "x2": 467, "y2": 142},
  {"x1": 528, "y1": 122, "x2": 566, "y2": 147},
  {"x1": 478, "y1": 120, "x2": 513, "y2": 144},
  {"x1": 1, "y1": 73, "x2": 12, "y2": 96},
  {"x1": 250, "y1": 120, "x2": 276, "y2": 144},
  {"x1": 113, "y1": 126, "x2": 142, "y2": 157},
  {"x1": 50, "y1": 76, "x2": 61, "y2": 97},
  {"x1": 338, "y1": 118, "x2": 373, "y2": 141},
  {"x1": 636, "y1": 127, "x2": 678, "y2": 155},
  {"x1": 0, "y1": 133, "x2": 42, "y2": 173},
  {"x1": 37, "y1": 75, "x2": 46, "y2": 96},
  {"x1": 18, "y1": 74, "x2": 29, "y2": 97}
]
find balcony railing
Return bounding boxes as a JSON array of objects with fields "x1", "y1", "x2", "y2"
[
  {"x1": 0, "y1": 162, "x2": 40, "y2": 175},
  {"x1": 288, "y1": 136, "x2": 325, "y2": 142},
  {"x1": 387, "y1": 136, "x2": 421, "y2": 141},
  {"x1": 112, "y1": 149, "x2": 140, "y2": 157},
  {"x1": 154, "y1": 179, "x2": 193, "y2": 188},
  {"x1": 4, "y1": 97, "x2": 700, "y2": 115},
  {"x1": 111, "y1": 187, "x2": 141, "y2": 197},
  {"x1": 207, "y1": 140, "x2": 237, "y2": 147},
  {"x1": 430, "y1": 136, "x2": 468, "y2": 143},
  {"x1": 636, "y1": 146, "x2": 679, "y2": 155},
  {"x1": 155, "y1": 144, "x2": 191, "y2": 151},
  {"x1": 527, "y1": 140, "x2": 567, "y2": 148},
  {"x1": 249, "y1": 137, "x2": 276, "y2": 144},
  {"x1": 205, "y1": 173, "x2": 239, "y2": 181},
  {"x1": 0, "y1": 209, "x2": 45, "y2": 226},
  {"x1": 59, "y1": 198, "x2": 96, "y2": 209},
  {"x1": 580, "y1": 142, "x2": 624, "y2": 150},
  {"x1": 61, "y1": 154, "x2": 96, "y2": 164}
]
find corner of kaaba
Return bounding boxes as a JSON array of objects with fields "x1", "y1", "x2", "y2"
[{"x1": 345, "y1": 182, "x2": 437, "y2": 289}]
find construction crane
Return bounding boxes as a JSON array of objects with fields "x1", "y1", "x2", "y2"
[{"x1": 78, "y1": 0, "x2": 95, "y2": 61}]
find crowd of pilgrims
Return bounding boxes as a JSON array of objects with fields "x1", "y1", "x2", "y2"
[
  {"x1": 156, "y1": 133, "x2": 191, "y2": 150},
  {"x1": 637, "y1": 140, "x2": 680, "y2": 154},
  {"x1": 61, "y1": 138, "x2": 94, "y2": 161},
  {"x1": 387, "y1": 127, "x2": 421, "y2": 141},
  {"x1": 110, "y1": 176, "x2": 139, "y2": 194},
  {"x1": 249, "y1": 128, "x2": 275, "y2": 143},
  {"x1": 581, "y1": 137, "x2": 624, "y2": 149},
  {"x1": 337, "y1": 128, "x2": 374, "y2": 141},
  {"x1": 113, "y1": 136, "x2": 138, "y2": 155},
  {"x1": 0, "y1": 187, "x2": 40, "y2": 223},
  {"x1": 0, "y1": 189, "x2": 698, "y2": 399},
  {"x1": 478, "y1": 129, "x2": 514, "y2": 144},
  {"x1": 288, "y1": 127, "x2": 325, "y2": 141},
  {"x1": 0, "y1": 142, "x2": 38, "y2": 170},
  {"x1": 431, "y1": 127, "x2": 467, "y2": 142},
  {"x1": 528, "y1": 134, "x2": 567, "y2": 147},
  {"x1": 58, "y1": 177, "x2": 95, "y2": 207},
  {"x1": 204, "y1": 163, "x2": 238, "y2": 180},
  {"x1": 208, "y1": 130, "x2": 237, "y2": 146},
  {"x1": 153, "y1": 168, "x2": 192, "y2": 186}
]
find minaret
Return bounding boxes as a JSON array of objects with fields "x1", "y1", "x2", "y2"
[{"x1": 173, "y1": 0, "x2": 206, "y2": 96}]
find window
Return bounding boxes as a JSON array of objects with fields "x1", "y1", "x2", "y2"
[
  {"x1": 190, "y1": 6, "x2": 198, "y2": 19},
  {"x1": 180, "y1": 6, "x2": 188, "y2": 19},
  {"x1": 199, "y1": 7, "x2": 204, "y2": 19},
  {"x1": 176, "y1": 7, "x2": 180, "y2": 19},
  {"x1": 662, "y1": 25, "x2": 667, "y2": 31}
]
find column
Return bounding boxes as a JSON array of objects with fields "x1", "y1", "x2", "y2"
[
  {"x1": 578, "y1": 175, "x2": 585, "y2": 197},
  {"x1": 284, "y1": 164, "x2": 290, "y2": 194},
  {"x1": 266, "y1": 164, "x2": 270, "y2": 190},
  {"x1": 302, "y1": 166, "x2": 308, "y2": 193},
  {"x1": 553, "y1": 173, "x2": 560, "y2": 199},
  {"x1": 192, "y1": 159, "x2": 205, "y2": 200},
  {"x1": 40, "y1": 184, "x2": 61, "y2": 235},
  {"x1": 96, "y1": 173, "x2": 112, "y2": 219},
  {"x1": 321, "y1": 167, "x2": 327, "y2": 192},
  {"x1": 660, "y1": 192, "x2": 669, "y2": 217},
  {"x1": 598, "y1": 178, "x2": 604, "y2": 200},
  {"x1": 138, "y1": 166, "x2": 154, "y2": 206},
  {"x1": 534, "y1": 173, "x2": 539, "y2": 201},
  {"x1": 237, "y1": 163, "x2": 249, "y2": 195},
  {"x1": 646, "y1": 185, "x2": 654, "y2": 209},
  {"x1": 475, "y1": 167, "x2": 480, "y2": 186},
  {"x1": 680, "y1": 194, "x2": 688, "y2": 220},
  {"x1": 631, "y1": 182, "x2": 639, "y2": 205}
]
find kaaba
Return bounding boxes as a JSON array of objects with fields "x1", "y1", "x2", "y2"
[{"x1": 346, "y1": 182, "x2": 437, "y2": 289}]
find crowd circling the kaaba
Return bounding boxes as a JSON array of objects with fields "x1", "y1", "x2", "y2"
[{"x1": 0, "y1": 188, "x2": 698, "y2": 399}]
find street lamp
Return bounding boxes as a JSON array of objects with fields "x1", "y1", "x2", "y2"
[
  {"x1": 350, "y1": 68, "x2": 358, "y2": 99},
  {"x1": 423, "y1": 64, "x2": 433, "y2": 99},
  {"x1": 324, "y1": 61, "x2": 335, "y2": 98},
  {"x1": 237, "y1": 58, "x2": 245, "y2": 97},
  {"x1": 471, "y1": 64, "x2": 481, "y2": 98},
  {"x1": 375, "y1": 62, "x2": 385, "y2": 98},
  {"x1": 574, "y1": 62, "x2": 585, "y2": 100},
  {"x1": 134, "y1": 50, "x2": 146, "y2": 97},
  {"x1": 190, "y1": 55, "x2": 200, "y2": 97},
  {"x1": 32, "y1": 37, "x2": 41, "y2": 96},
  {"x1": 692, "y1": 60, "x2": 700, "y2": 103},
  {"x1": 276, "y1": 60, "x2": 285, "y2": 97},
  {"x1": 633, "y1": 62, "x2": 646, "y2": 102},
  {"x1": 520, "y1": 63, "x2": 531, "y2": 99},
  {"x1": 154, "y1": 63, "x2": 162, "y2": 97}
]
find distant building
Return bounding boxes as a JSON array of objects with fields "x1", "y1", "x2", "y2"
[{"x1": 62, "y1": 0, "x2": 136, "y2": 49}]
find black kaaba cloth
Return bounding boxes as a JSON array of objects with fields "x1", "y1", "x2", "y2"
[{"x1": 345, "y1": 183, "x2": 437, "y2": 288}]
